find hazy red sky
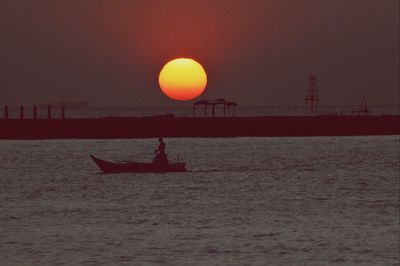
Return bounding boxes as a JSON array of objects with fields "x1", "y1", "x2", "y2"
[{"x1": 0, "y1": 0, "x2": 398, "y2": 106}]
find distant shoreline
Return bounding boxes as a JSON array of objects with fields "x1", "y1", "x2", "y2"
[
  {"x1": 1, "y1": 105, "x2": 398, "y2": 119},
  {"x1": 0, "y1": 115, "x2": 399, "y2": 140}
]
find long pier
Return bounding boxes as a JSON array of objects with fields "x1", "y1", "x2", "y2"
[{"x1": 0, "y1": 115, "x2": 399, "y2": 139}]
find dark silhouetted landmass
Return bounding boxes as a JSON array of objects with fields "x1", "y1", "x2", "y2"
[{"x1": 0, "y1": 115, "x2": 398, "y2": 139}]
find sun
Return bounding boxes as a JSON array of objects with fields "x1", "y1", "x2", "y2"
[{"x1": 158, "y1": 58, "x2": 207, "y2": 101}]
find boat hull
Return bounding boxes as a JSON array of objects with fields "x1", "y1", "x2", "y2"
[{"x1": 90, "y1": 155, "x2": 187, "y2": 173}]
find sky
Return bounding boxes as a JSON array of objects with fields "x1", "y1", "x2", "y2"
[{"x1": 0, "y1": 0, "x2": 398, "y2": 107}]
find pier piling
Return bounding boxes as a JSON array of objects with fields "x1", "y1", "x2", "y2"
[
  {"x1": 48, "y1": 105, "x2": 52, "y2": 119},
  {"x1": 33, "y1": 105, "x2": 37, "y2": 119},
  {"x1": 4, "y1": 105, "x2": 9, "y2": 119},
  {"x1": 61, "y1": 105, "x2": 65, "y2": 119},
  {"x1": 305, "y1": 75, "x2": 319, "y2": 113},
  {"x1": 20, "y1": 106, "x2": 24, "y2": 119}
]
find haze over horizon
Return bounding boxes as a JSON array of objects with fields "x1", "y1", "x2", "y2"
[{"x1": 0, "y1": 0, "x2": 398, "y2": 107}]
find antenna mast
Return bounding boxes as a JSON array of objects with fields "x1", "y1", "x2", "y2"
[{"x1": 305, "y1": 74, "x2": 319, "y2": 113}]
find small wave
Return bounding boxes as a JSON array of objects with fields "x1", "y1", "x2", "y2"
[
  {"x1": 1, "y1": 216, "x2": 21, "y2": 221},
  {"x1": 310, "y1": 197, "x2": 330, "y2": 201},
  {"x1": 189, "y1": 169, "x2": 225, "y2": 173},
  {"x1": 332, "y1": 258, "x2": 346, "y2": 263},
  {"x1": 206, "y1": 248, "x2": 219, "y2": 254},
  {"x1": 283, "y1": 198, "x2": 303, "y2": 201},
  {"x1": 191, "y1": 167, "x2": 278, "y2": 173},
  {"x1": 252, "y1": 232, "x2": 281, "y2": 238},
  {"x1": 125, "y1": 219, "x2": 149, "y2": 225},
  {"x1": 205, "y1": 248, "x2": 242, "y2": 255}
]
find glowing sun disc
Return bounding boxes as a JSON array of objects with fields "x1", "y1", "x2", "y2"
[{"x1": 158, "y1": 58, "x2": 207, "y2": 101}]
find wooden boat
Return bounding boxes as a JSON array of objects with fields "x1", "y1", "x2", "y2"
[{"x1": 90, "y1": 155, "x2": 187, "y2": 173}]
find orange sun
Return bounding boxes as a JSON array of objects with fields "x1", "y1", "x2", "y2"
[{"x1": 159, "y1": 58, "x2": 207, "y2": 101}]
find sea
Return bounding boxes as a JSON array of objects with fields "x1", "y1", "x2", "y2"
[
  {"x1": 0, "y1": 135, "x2": 399, "y2": 265},
  {"x1": 1, "y1": 106, "x2": 399, "y2": 265}
]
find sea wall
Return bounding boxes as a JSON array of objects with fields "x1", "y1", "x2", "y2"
[{"x1": 0, "y1": 115, "x2": 399, "y2": 139}]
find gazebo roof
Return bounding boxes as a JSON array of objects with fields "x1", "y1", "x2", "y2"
[
  {"x1": 214, "y1": 98, "x2": 226, "y2": 104},
  {"x1": 194, "y1": 98, "x2": 237, "y2": 106},
  {"x1": 194, "y1": 100, "x2": 213, "y2": 105}
]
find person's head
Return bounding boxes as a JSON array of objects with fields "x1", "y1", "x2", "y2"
[{"x1": 158, "y1": 137, "x2": 163, "y2": 142}]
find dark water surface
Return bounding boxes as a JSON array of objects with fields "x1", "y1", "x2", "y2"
[{"x1": 0, "y1": 136, "x2": 399, "y2": 265}]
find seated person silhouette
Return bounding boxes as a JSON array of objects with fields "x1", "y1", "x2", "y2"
[{"x1": 152, "y1": 137, "x2": 169, "y2": 165}]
